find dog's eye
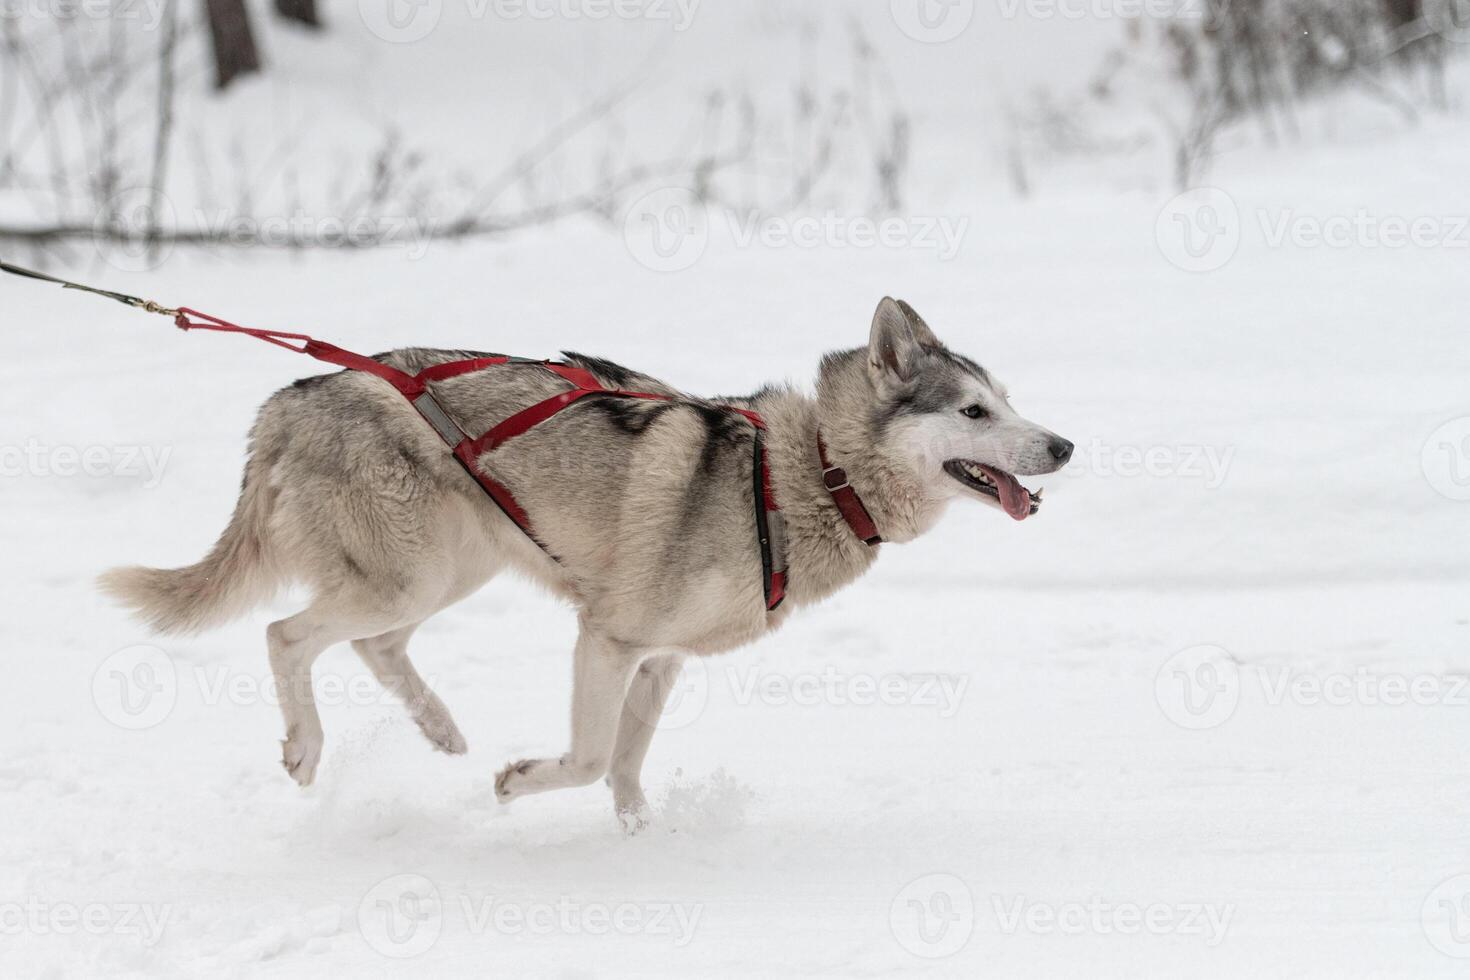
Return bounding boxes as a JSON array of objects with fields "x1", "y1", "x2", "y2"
[{"x1": 961, "y1": 405, "x2": 987, "y2": 420}]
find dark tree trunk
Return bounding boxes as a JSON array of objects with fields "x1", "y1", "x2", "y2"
[
  {"x1": 274, "y1": 0, "x2": 321, "y2": 29},
  {"x1": 1379, "y1": 0, "x2": 1421, "y2": 29},
  {"x1": 205, "y1": 0, "x2": 261, "y2": 90}
]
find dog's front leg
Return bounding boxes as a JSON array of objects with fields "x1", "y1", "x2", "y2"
[
  {"x1": 495, "y1": 624, "x2": 643, "y2": 808},
  {"x1": 606, "y1": 652, "x2": 685, "y2": 833}
]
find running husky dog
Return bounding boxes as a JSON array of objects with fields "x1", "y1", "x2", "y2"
[{"x1": 102, "y1": 298, "x2": 1073, "y2": 831}]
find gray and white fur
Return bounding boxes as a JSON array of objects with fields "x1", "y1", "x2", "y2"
[{"x1": 100, "y1": 298, "x2": 1073, "y2": 832}]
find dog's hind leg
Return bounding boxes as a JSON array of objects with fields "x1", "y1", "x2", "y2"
[
  {"x1": 606, "y1": 653, "x2": 685, "y2": 833},
  {"x1": 494, "y1": 624, "x2": 643, "y2": 807},
  {"x1": 267, "y1": 610, "x2": 350, "y2": 787},
  {"x1": 267, "y1": 593, "x2": 435, "y2": 786},
  {"x1": 352, "y1": 623, "x2": 467, "y2": 755}
]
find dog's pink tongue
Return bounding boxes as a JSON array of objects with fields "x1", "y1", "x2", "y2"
[{"x1": 980, "y1": 466, "x2": 1031, "y2": 522}]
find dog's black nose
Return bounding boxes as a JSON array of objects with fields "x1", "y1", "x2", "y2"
[{"x1": 1049, "y1": 438, "x2": 1074, "y2": 464}]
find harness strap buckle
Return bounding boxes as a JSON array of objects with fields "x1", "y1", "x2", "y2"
[
  {"x1": 821, "y1": 465, "x2": 850, "y2": 492},
  {"x1": 412, "y1": 391, "x2": 466, "y2": 446}
]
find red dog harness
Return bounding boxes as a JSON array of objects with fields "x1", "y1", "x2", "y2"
[
  {"x1": 165, "y1": 307, "x2": 884, "y2": 611},
  {"x1": 0, "y1": 262, "x2": 884, "y2": 612}
]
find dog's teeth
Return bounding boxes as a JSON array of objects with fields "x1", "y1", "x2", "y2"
[{"x1": 1032, "y1": 487, "x2": 1043, "y2": 500}]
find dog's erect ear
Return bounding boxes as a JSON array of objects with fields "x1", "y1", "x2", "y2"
[
  {"x1": 895, "y1": 300, "x2": 942, "y2": 348},
  {"x1": 868, "y1": 297, "x2": 938, "y2": 385}
]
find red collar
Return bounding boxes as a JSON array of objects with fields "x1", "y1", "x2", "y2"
[{"x1": 817, "y1": 435, "x2": 883, "y2": 546}]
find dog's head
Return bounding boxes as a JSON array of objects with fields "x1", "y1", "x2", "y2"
[{"x1": 820, "y1": 297, "x2": 1073, "y2": 523}]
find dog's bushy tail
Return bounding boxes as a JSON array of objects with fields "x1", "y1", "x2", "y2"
[{"x1": 99, "y1": 454, "x2": 278, "y2": 635}]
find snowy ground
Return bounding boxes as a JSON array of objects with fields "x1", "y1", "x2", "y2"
[{"x1": 4, "y1": 4, "x2": 1470, "y2": 977}]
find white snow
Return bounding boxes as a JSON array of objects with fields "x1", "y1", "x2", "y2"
[{"x1": 3, "y1": 3, "x2": 1470, "y2": 977}]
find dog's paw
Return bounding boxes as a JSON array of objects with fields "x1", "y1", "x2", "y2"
[
  {"x1": 616, "y1": 800, "x2": 652, "y2": 836},
  {"x1": 416, "y1": 712, "x2": 468, "y2": 755},
  {"x1": 494, "y1": 758, "x2": 538, "y2": 803},
  {"x1": 280, "y1": 730, "x2": 323, "y2": 787}
]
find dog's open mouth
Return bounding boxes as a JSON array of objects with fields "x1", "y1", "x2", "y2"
[{"x1": 943, "y1": 460, "x2": 1041, "y2": 521}]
